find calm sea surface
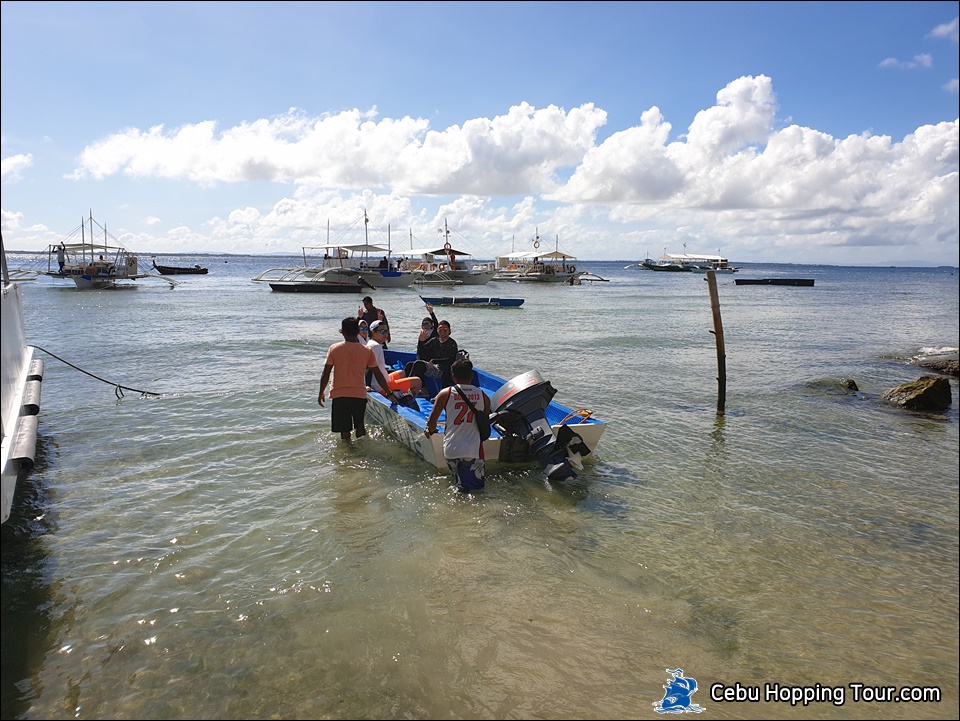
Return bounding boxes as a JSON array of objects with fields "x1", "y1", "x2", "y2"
[{"x1": 2, "y1": 255, "x2": 958, "y2": 720}]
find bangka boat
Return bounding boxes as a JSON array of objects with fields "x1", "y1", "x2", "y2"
[
  {"x1": 413, "y1": 271, "x2": 463, "y2": 287},
  {"x1": 2, "y1": 233, "x2": 44, "y2": 524},
  {"x1": 252, "y1": 263, "x2": 374, "y2": 293},
  {"x1": 639, "y1": 258, "x2": 691, "y2": 272},
  {"x1": 310, "y1": 212, "x2": 417, "y2": 288},
  {"x1": 688, "y1": 263, "x2": 738, "y2": 274},
  {"x1": 419, "y1": 295, "x2": 524, "y2": 308},
  {"x1": 406, "y1": 220, "x2": 498, "y2": 285},
  {"x1": 492, "y1": 230, "x2": 591, "y2": 283},
  {"x1": 152, "y1": 260, "x2": 209, "y2": 275},
  {"x1": 318, "y1": 243, "x2": 416, "y2": 288},
  {"x1": 365, "y1": 349, "x2": 605, "y2": 483},
  {"x1": 42, "y1": 213, "x2": 178, "y2": 289},
  {"x1": 638, "y1": 252, "x2": 737, "y2": 273}
]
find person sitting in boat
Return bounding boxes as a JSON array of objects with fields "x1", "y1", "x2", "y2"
[
  {"x1": 357, "y1": 321, "x2": 371, "y2": 345},
  {"x1": 424, "y1": 358, "x2": 490, "y2": 493},
  {"x1": 358, "y1": 296, "x2": 389, "y2": 346},
  {"x1": 367, "y1": 321, "x2": 422, "y2": 399},
  {"x1": 378, "y1": 256, "x2": 387, "y2": 269},
  {"x1": 420, "y1": 318, "x2": 459, "y2": 388},
  {"x1": 403, "y1": 304, "x2": 440, "y2": 387}
]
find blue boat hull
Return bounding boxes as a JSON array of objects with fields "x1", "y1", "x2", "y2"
[{"x1": 419, "y1": 296, "x2": 524, "y2": 307}]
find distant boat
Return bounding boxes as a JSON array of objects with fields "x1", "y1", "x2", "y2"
[
  {"x1": 493, "y1": 229, "x2": 591, "y2": 283},
  {"x1": 639, "y1": 258, "x2": 691, "y2": 272},
  {"x1": 42, "y1": 212, "x2": 177, "y2": 289},
  {"x1": 252, "y1": 264, "x2": 374, "y2": 293},
  {"x1": 152, "y1": 260, "x2": 209, "y2": 275},
  {"x1": 735, "y1": 278, "x2": 815, "y2": 286},
  {"x1": 638, "y1": 251, "x2": 737, "y2": 273},
  {"x1": 406, "y1": 219, "x2": 498, "y2": 285},
  {"x1": 316, "y1": 211, "x2": 417, "y2": 288},
  {"x1": 419, "y1": 295, "x2": 524, "y2": 308}
]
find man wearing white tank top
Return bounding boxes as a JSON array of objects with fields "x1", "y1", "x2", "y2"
[{"x1": 424, "y1": 358, "x2": 490, "y2": 492}]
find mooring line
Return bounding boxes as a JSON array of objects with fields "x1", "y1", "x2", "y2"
[{"x1": 29, "y1": 345, "x2": 162, "y2": 398}]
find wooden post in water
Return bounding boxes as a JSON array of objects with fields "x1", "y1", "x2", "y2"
[{"x1": 705, "y1": 270, "x2": 727, "y2": 415}]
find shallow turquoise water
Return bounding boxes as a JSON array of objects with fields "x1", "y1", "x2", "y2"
[{"x1": 3, "y1": 257, "x2": 958, "y2": 719}]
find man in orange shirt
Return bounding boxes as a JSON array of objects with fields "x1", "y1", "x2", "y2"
[{"x1": 318, "y1": 317, "x2": 390, "y2": 441}]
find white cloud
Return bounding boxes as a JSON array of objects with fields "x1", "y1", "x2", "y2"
[
  {"x1": 878, "y1": 53, "x2": 934, "y2": 69},
  {"x1": 29, "y1": 75, "x2": 957, "y2": 264},
  {"x1": 928, "y1": 16, "x2": 959, "y2": 43},
  {"x1": 68, "y1": 104, "x2": 606, "y2": 197},
  {"x1": 1, "y1": 153, "x2": 33, "y2": 181}
]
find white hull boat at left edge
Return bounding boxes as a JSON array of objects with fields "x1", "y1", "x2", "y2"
[{"x1": 2, "y1": 233, "x2": 44, "y2": 523}]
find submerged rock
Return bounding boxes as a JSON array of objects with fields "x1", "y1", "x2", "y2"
[
  {"x1": 806, "y1": 377, "x2": 860, "y2": 395},
  {"x1": 914, "y1": 355, "x2": 959, "y2": 376},
  {"x1": 881, "y1": 375, "x2": 952, "y2": 412}
]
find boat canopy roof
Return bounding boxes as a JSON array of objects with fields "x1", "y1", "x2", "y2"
[
  {"x1": 406, "y1": 246, "x2": 473, "y2": 257},
  {"x1": 309, "y1": 243, "x2": 390, "y2": 254},
  {"x1": 496, "y1": 250, "x2": 577, "y2": 261},
  {"x1": 48, "y1": 241, "x2": 127, "y2": 253},
  {"x1": 661, "y1": 252, "x2": 728, "y2": 263}
]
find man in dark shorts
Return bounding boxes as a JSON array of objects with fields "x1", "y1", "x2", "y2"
[{"x1": 318, "y1": 317, "x2": 391, "y2": 440}]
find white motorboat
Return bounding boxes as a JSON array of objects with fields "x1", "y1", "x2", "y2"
[{"x1": 2, "y1": 233, "x2": 43, "y2": 523}]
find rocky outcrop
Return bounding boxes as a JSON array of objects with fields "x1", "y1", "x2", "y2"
[
  {"x1": 914, "y1": 356, "x2": 959, "y2": 376},
  {"x1": 881, "y1": 375, "x2": 953, "y2": 412}
]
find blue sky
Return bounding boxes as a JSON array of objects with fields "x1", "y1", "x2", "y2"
[{"x1": 2, "y1": 1, "x2": 958, "y2": 264}]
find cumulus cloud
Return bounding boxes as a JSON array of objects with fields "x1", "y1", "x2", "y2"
[
  {"x1": 56, "y1": 74, "x2": 959, "y2": 264},
  {"x1": 69, "y1": 103, "x2": 607, "y2": 196},
  {"x1": 1, "y1": 153, "x2": 33, "y2": 181},
  {"x1": 878, "y1": 53, "x2": 934, "y2": 69},
  {"x1": 928, "y1": 16, "x2": 959, "y2": 43}
]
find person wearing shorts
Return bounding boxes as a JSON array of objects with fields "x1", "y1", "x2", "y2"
[{"x1": 318, "y1": 317, "x2": 391, "y2": 441}]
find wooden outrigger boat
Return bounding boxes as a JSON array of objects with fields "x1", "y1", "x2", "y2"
[
  {"x1": 43, "y1": 213, "x2": 177, "y2": 289},
  {"x1": 152, "y1": 260, "x2": 209, "y2": 275},
  {"x1": 419, "y1": 295, "x2": 524, "y2": 308}
]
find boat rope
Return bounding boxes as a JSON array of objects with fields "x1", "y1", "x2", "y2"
[
  {"x1": 558, "y1": 407, "x2": 592, "y2": 424},
  {"x1": 29, "y1": 345, "x2": 162, "y2": 398}
]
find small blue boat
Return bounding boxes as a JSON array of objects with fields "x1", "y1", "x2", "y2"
[{"x1": 419, "y1": 295, "x2": 524, "y2": 307}]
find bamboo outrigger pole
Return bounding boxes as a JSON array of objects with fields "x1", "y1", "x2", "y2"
[{"x1": 705, "y1": 270, "x2": 727, "y2": 415}]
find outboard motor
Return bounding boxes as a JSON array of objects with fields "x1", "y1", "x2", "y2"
[{"x1": 490, "y1": 370, "x2": 577, "y2": 482}]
